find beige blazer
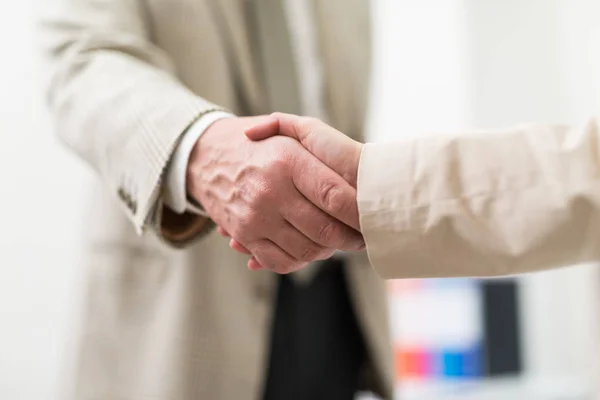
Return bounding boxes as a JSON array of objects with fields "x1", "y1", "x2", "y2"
[
  {"x1": 359, "y1": 121, "x2": 600, "y2": 280},
  {"x1": 40, "y1": 0, "x2": 393, "y2": 399}
]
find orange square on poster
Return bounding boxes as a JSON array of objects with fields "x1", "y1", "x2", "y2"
[{"x1": 395, "y1": 348, "x2": 433, "y2": 379}]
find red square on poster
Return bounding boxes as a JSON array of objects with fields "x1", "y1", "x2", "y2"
[{"x1": 396, "y1": 348, "x2": 433, "y2": 379}]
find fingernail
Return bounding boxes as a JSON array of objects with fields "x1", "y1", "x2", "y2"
[{"x1": 248, "y1": 258, "x2": 264, "y2": 271}]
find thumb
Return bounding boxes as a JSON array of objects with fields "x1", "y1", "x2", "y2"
[
  {"x1": 244, "y1": 112, "x2": 309, "y2": 142},
  {"x1": 244, "y1": 114, "x2": 282, "y2": 140},
  {"x1": 278, "y1": 113, "x2": 363, "y2": 188},
  {"x1": 246, "y1": 113, "x2": 363, "y2": 188}
]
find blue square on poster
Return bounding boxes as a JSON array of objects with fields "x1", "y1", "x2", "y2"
[
  {"x1": 462, "y1": 345, "x2": 483, "y2": 377},
  {"x1": 440, "y1": 345, "x2": 483, "y2": 378},
  {"x1": 441, "y1": 350, "x2": 462, "y2": 377}
]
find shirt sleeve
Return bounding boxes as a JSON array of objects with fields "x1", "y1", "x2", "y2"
[
  {"x1": 358, "y1": 119, "x2": 600, "y2": 279},
  {"x1": 162, "y1": 111, "x2": 235, "y2": 216}
]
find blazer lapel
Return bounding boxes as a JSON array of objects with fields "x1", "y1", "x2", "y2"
[
  {"x1": 212, "y1": 0, "x2": 372, "y2": 136},
  {"x1": 312, "y1": 0, "x2": 372, "y2": 142},
  {"x1": 209, "y1": 0, "x2": 268, "y2": 115},
  {"x1": 252, "y1": 0, "x2": 303, "y2": 115}
]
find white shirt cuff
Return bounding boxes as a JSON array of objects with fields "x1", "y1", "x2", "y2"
[{"x1": 163, "y1": 111, "x2": 235, "y2": 215}]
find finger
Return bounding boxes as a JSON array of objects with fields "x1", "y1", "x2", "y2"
[
  {"x1": 292, "y1": 153, "x2": 361, "y2": 231},
  {"x1": 248, "y1": 239, "x2": 308, "y2": 274},
  {"x1": 244, "y1": 112, "x2": 304, "y2": 142},
  {"x1": 244, "y1": 115, "x2": 280, "y2": 140},
  {"x1": 282, "y1": 193, "x2": 364, "y2": 251},
  {"x1": 248, "y1": 113, "x2": 362, "y2": 188},
  {"x1": 248, "y1": 257, "x2": 264, "y2": 271},
  {"x1": 217, "y1": 226, "x2": 230, "y2": 237},
  {"x1": 280, "y1": 113, "x2": 362, "y2": 187},
  {"x1": 229, "y1": 239, "x2": 252, "y2": 255},
  {"x1": 266, "y1": 220, "x2": 335, "y2": 262}
]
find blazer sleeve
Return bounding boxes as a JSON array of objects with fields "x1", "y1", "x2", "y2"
[
  {"x1": 358, "y1": 118, "x2": 600, "y2": 279},
  {"x1": 39, "y1": 0, "x2": 223, "y2": 245}
]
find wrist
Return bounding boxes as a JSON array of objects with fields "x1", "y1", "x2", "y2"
[
  {"x1": 347, "y1": 141, "x2": 363, "y2": 188},
  {"x1": 162, "y1": 111, "x2": 234, "y2": 215},
  {"x1": 185, "y1": 117, "x2": 235, "y2": 199}
]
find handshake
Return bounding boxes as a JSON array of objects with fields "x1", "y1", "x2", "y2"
[{"x1": 187, "y1": 112, "x2": 365, "y2": 274}]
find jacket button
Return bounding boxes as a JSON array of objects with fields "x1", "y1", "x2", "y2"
[{"x1": 117, "y1": 187, "x2": 126, "y2": 201}]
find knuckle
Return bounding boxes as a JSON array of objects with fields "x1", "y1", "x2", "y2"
[
  {"x1": 317, "y1": 248, "x2": 336, "y2": 261},
  {"x1": 283, "y1": 261, "x2": 306, "y2": 275},
  {"x1": 245, "y1": 190, "x2": 260, "y2": 209},
  {"x1": 299, "y1": 117, "x2": 318, "y2": 138},
  {"x1": 246, "y1": 185, "x2": 271, "y2": 210},
  {"x1": 270, "y1": 153, "x2": 288, "y2": 165},
  {"x1": 230, "y1": 226, "x2": 243, "y2": 239},
  {"x1": 265, "y1": 156, "x2": 291, "y2": 177},
  {"x1": 317, "y1": 182, "x2": 347, "y2": 214},
  {"x1": 299, "y1": 245, "x2": 322, "y2": 262},
  {"x1": 272, "y1": 260, "x2": 294, "y2": 274},
  {"x1": 317, "y1": 222, "x2": 337, "y2": 245},
  {"x1": 252, "y1": 245, "x2": 274, "y2": 268},
  {"x1": 230, "y1": 219, "x2": 245, "y2": 238},
  {"x1": 270, "y1": 111, "x2": 285, "y2": 120},
  {"x1": 301, "y1": 117, "x2": 319, "y2": 129},
  {"x1": 235, "y1": 211, "x2": 260, "y2": 236}
]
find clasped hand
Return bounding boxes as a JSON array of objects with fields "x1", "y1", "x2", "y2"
[{"x1": 187, "y1": 113, "x2": 364, "y2": 273}]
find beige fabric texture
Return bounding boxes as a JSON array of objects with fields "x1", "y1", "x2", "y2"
[{"x1": 359, "y1": 121, "x2": 600, "y2": 280}]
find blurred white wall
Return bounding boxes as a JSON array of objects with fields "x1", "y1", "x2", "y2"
[
  {"x1": 0, "y1": 2, "x2": 92, "y2": 399},
  {"x1": 1, "y1": 0, "x2": 600, "y2": 399}
]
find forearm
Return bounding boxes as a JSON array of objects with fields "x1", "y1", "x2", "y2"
[
  {"x1": 359, "y1": 118, "x2": 600, "y2": 279},
  {"x1": 40, "y1": 0, "x2": 226, "y2": 239}
]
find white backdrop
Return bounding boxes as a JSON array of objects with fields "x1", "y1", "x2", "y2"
[
  {"x1": 0, "y1": 2, "x2": 92, "y2": 399},
  {"x1": 1, "y1": 1, "x2": 599, "y2": 399}
]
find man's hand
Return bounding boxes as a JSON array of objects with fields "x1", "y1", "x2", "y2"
[
  {"x1": 245, "y1": 113, "x2": 364, "y2": 188},
  {"x1": 187, "y1": 116, "x2": 364, "y2": 274}
]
